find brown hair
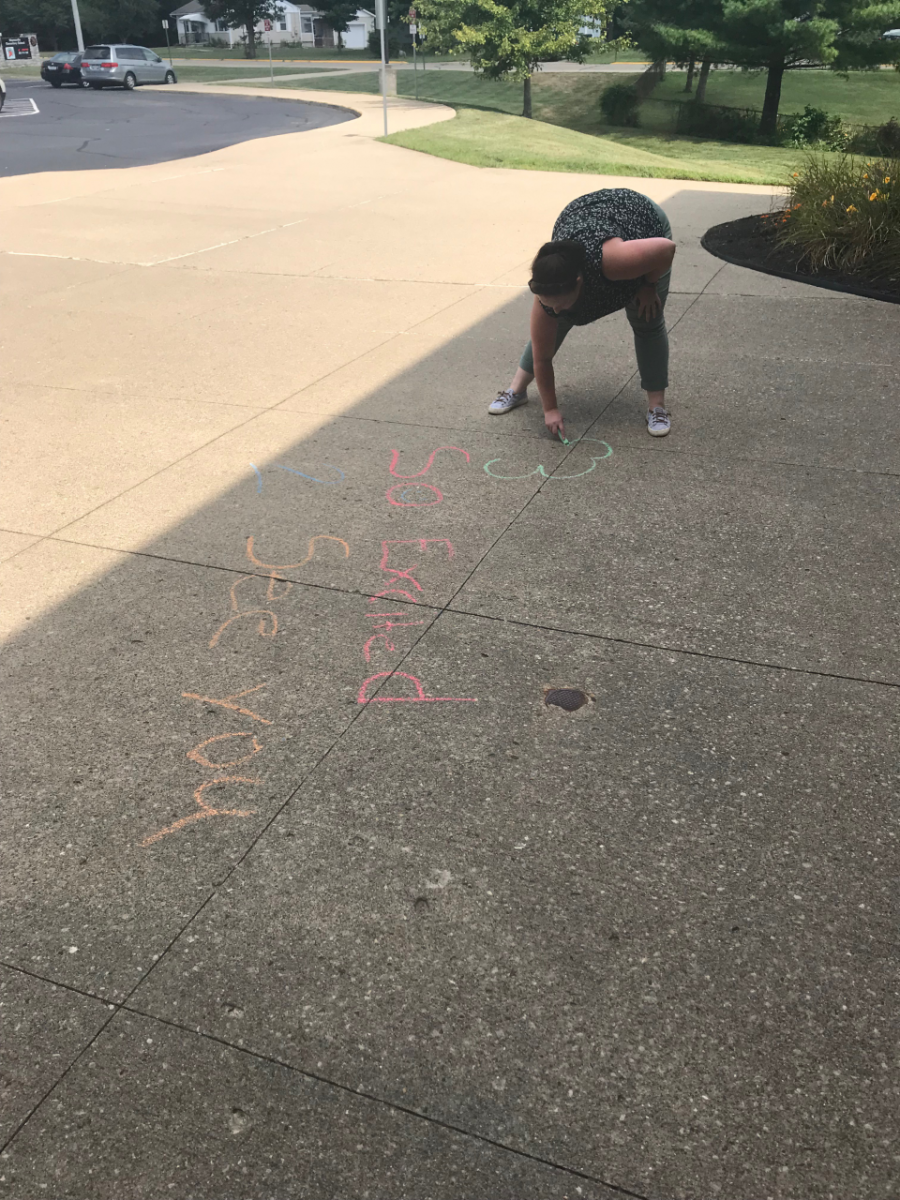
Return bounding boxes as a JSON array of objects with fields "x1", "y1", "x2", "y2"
[{"x1": 528, "y1": 240, "x2": 585, "y2": 296}]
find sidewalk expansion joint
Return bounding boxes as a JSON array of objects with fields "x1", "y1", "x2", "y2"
[{"x1": 117, "y1": 1004, "x2": 655, "y2": 1200}]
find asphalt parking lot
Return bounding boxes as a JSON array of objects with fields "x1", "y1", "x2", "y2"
[{"x1": 0, "y1": 77, "x2": 353, "y2": 176}]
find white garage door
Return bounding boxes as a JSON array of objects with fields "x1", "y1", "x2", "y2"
[{"x1": 343, "y1": 21, "x2": 367, "y2": 48}]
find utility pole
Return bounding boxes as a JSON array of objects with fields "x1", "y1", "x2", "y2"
[
  {"x1": 70, "y1": 0, "x2": 84, "y2": 51},
  {"x1": 409, "y1": 6, "x2": 417, "y2": 100},
  {"x1": 376, "y1": 0, "x2": 387, "y2": 136}
]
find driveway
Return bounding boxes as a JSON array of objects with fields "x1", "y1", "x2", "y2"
[{"x1": 0, "y1": 77, "x2": 352, "y2": 176}]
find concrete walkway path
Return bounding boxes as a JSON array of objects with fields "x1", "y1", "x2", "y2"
[{"x1": 1, "y1": 85, "x2": 897, "y2": 1200}]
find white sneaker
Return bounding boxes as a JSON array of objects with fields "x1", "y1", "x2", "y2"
[
  {"x1": 489, "y1": 388, "x2": 528, "y2": 415},
  {"x1": 646, "y1": 406, "x2": 671, "y2": 437}
]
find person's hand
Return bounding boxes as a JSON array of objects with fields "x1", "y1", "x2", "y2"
[
  {"x1": 544, "y1": 408, "x2": 565, "y2": 438},
  {"x1": 635, "y1": 284, "x2": 661, "y2": 321}
]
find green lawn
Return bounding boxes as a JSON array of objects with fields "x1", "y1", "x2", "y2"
[
  {"x1": 174, "y1": 64, "x2": 324, "y2": 81},
  {"x1": 215, "y1": 62, "x2": 894, "y2": 185},
  {"x1": 235, "y1": 68, "x2": 631, "y2": 122},
  {"x1": 147, "y1": 44, "x2": 454, "y2": 64},
  {"x1": 652, "y1": 68, "x2": 900, "y2": 125},
  {"x1": 382, "y1": 106, "x2": 810, "y2": 185}
]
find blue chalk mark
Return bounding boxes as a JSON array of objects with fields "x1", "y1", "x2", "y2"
[
  {"x1": 398, "y1": 485, "x2": 429, "y2": 504},
  {"x1": 275, "y1": 463, "x2": 345, "y2": 485},
  {"x1": 250, "y1": 462, "x2": 263, "y2": 494}
]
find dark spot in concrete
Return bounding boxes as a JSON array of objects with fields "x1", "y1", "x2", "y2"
[{"x1": 545, "y1": 688, "x2": 589, "y2": 712}]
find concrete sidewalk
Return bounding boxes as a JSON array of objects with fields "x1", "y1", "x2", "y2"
[{"x1": 1, "y1": 87, "x2": 898, "y2": 1200}]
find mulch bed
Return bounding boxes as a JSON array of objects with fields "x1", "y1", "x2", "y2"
[{"x1": 701, "y1": 213, "x2": 900, "y2": 305}]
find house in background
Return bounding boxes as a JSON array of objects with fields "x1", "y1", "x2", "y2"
[{"x1": 170, "y1": 2, "x2": 375, "y2": 49}]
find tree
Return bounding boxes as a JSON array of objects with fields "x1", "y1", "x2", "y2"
[
  {"x1": 319, "y1": 0, "x2": 358, "y2": 48},
  {"x1": 0, "y1": 0, "x2": 79, "y2": 48},
  {"x1": 417, "y1": 0, "x2": 615, "y2": 118},
  {"x1": 203, "y1": 0, "x2": 278, "y2": 56},
  {"x1": 721, "y1": 1, "x2": 841, "y2": 134},
  {"x1": 627, "y1": 0, "x2": 727, "y2": 101},
  {"x1": 0, "y1": 0, "x2": 171, "y2": 49},
  {"x1": 631, "y1": 0, "x2": 900, "y2": 136}
]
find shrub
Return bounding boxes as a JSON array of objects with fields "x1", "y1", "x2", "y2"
[
  {"x1": 368, "y1": 29, "x2": 410, "y2": 57},
  {"x1": 776, "y1": 154, "x2": 900, "y2": 281},
  {"x1": 874, "y1": 116, "x2": 900, "y2": 156},
  {"x1": 782, "y1": 105, "x2": 849, "y2": 151},
  {"x1": 674, "y1": 101, "x2": 759, "y2": 143},
  {"x1": 599, "y1": 82, "x2": 640, "y2": 127}
]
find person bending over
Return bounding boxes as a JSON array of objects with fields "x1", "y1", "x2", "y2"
[{"x1": 490, "y1": 188, "x2": 677, "y2": 438}]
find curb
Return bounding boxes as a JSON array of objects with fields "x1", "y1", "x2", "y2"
[{"x1": 701, "y1": 221, "x2": 900, "y2": 306}]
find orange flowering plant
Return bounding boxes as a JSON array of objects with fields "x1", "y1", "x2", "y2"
[{"x1": 777, "y1": 153, "x2": 899, "y2": 279}]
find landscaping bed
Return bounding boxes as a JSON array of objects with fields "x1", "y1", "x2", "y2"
[{"x1": 703, "y1": 213, "x2": 900, "y2": 303}]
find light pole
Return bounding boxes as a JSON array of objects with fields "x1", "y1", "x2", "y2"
[
  {"x1": 70, "y1": 0, "x2": 84, "y2": 51},
  {"x1": 376, "y1": 0, "x2": 387, "y2": 136}
]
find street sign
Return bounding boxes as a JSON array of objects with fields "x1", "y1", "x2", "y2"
[
  {"x1": 263, "y1": 18, "x2": 272, "y2": 30},
  {"x1": 161, "y1": 18, "x2": 169, "y2": 29},
  {"x1": 375, "y1": 0, "x2": 386, "y2": 31},
  {"x1": 409, "y1": 23, "x2": 416, "y2": 35}
]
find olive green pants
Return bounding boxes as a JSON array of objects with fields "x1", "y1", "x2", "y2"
[{"x1": 519, "y1": 200, "x2": 672, "y2": 393}]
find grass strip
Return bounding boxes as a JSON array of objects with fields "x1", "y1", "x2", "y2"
[{"x1": 381, "y1": 107, "x2": 807, "y2": 185}]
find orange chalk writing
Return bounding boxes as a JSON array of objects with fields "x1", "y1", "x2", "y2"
[
  {"x1": 229, "y1": 574, "x2": 293, "y2": 611},
  {"x1": 187, "y1": 732, "x2": 264, "y2": 769},
  {"x1": 209, "y1": 609, "x2": 277, "y2": 650},
  {"x1": 246, "y1": 534, "x2": 350, "y2": 571},
  {"x1": 141, "y1": 776, "x2": 259, "y2": 847},
  {"x1": 388, "y1": 446, "x2": 470, "y2": 478},
  {"x1": 181, "y1": 683, "x2": 272, "y2": 725},
  {"x1": 357, "y1": 671, "x2": 477, "y2": 705}
]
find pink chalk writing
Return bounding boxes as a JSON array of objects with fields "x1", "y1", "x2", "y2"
[
  {"x1": 386, "y1": 483, "x2": 444, "y2": 508},
  {"x1": 388, "y1": 446, "x2": 470, "y2": 478},
  {"x1": 357, "y1": 672, "x2": 477, "y2": 705},
  {"x1": 363, "y1": 633, "x2": 396, "y2": 662},
  {"x1": 379, "y1": 539, "x2": 455, "y2": 568}
]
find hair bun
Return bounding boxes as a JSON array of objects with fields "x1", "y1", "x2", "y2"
[{"x1": 529, "y1": 240, "x2": 585, "y2": 297}]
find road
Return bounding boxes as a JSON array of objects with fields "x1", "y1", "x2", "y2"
[{"x1": 0, "y1": 77, "x2": 352, "y2": 176}]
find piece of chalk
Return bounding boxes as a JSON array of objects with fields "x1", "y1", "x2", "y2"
[{"x1": 558, "y1": 431, "x2": 569, "y2": 444}]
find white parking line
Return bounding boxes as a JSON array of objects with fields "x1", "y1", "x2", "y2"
[{"x1": 0, "y1": 97, "x2": 40, "y2": 118}]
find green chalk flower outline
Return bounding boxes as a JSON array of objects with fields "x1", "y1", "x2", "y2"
[{"x1": 483, "y1": 437, "x2": 612, "y2": 481}]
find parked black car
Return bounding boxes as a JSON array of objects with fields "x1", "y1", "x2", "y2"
[{"x1": 41, "y1": 52, "x2": 90, "y2": 88}]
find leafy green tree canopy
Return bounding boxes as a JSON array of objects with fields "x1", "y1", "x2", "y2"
[
  {"x1": 630, "y1": 0, "x2": 900, "y2": 135},
  {"x1": 318, "y1": 0, "x2": 358, "y2": 48},
  {"x1": 417, "y1": 0, "x2": 615, "y2": 116},
  {"x1": 203, "y1": 0, "x2": 279, "y2": 56}
]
